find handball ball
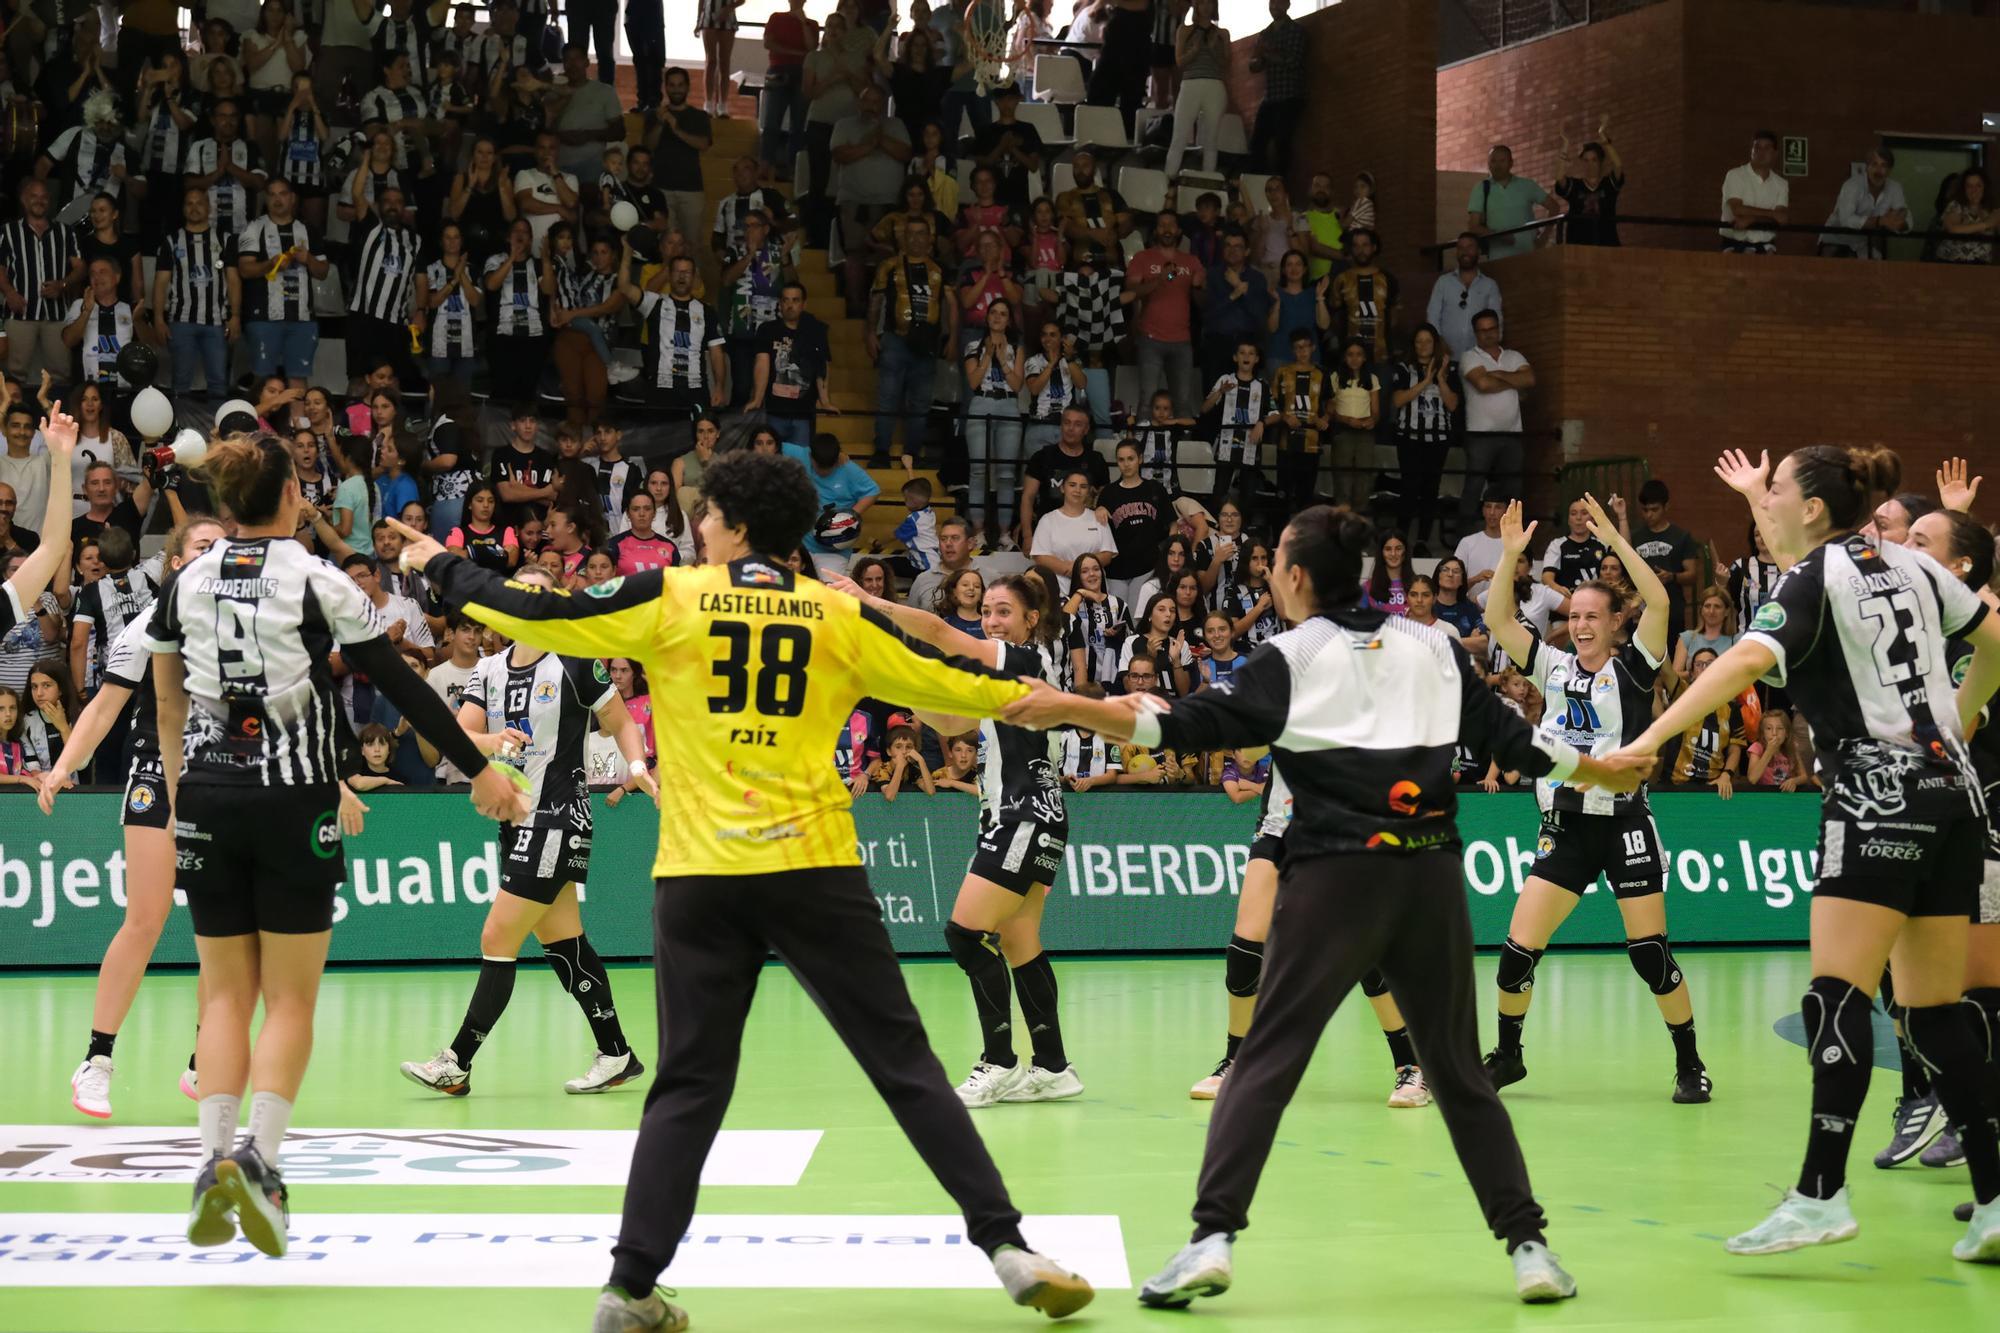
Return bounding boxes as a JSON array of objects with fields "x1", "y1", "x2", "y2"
[
  {"x1": 814, "y1": 508, "x2": 862, "y2": 548},
  {"x1": 609, "y1": 201, "x2": 640, "y2": 232}
]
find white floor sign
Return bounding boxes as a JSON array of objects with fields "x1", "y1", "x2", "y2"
[
  {"x1": 0, "y1": 1127, "x2": 820, "y2": 1187},
  {"x1": 0, "y1": 1213, "x2": 1132, "y2": 1288}
]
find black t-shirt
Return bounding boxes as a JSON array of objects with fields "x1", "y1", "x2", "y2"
[
  {"x1": 1024, "y1": 444, "x2": 1109, "y2": 521},
  {"x1": 1099, "y1": 476, "x2": 1174, "y2": 580},
  {"x1": 491, "y1": 444, "x2": 557, "y2": 529},
  {"x1": 80, "y1": 232, "x2": 145, "y2": 303},
  {"x1": 455, "y1": 521, "x2": 515, "y2": 571},
  {"x1": 971, "y1": 118, "x2": 1046, "y2": 209},
  {"x1": 1542, "y1": 535, "x2": 1607, "y2": 592},
  {"x1": 1633, "y1": 521, "x2": 1696, "y2": 636},
  {"x1": 1, "y1": 524, "x2": 39, "y2": 555},
  {"x1": 1556, "y1": 173, "x2": 1623, "y2": 246},
  {"x1": 73, "y1": 499, "x2": 144, "y2": 548},
  {"x1": 654, "y1": 102, "x2": 712, "y2": 192},
  {"x1": 752, "y1": 316, "x2": 832, "y2": 419}
]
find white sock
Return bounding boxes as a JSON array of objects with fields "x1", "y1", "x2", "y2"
[
  {"x1": 246, "y1": 1091, "x2": 294, "y2": 1162},
  {"x1": 198, "y1": 1094, "x2": 239, "y2": 1161}
]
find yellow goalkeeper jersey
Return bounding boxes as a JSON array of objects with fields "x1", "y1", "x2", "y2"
[{"x1": 428, "y1": 556, "x2": 1032, "y2": 876}]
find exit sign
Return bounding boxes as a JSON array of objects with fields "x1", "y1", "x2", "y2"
[{"x1": 1782, "y1": 136, "x2": 1808, "y2": 177}]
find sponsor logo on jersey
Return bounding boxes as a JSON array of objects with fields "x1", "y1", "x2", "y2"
[
  {"x1": 1860, "y1": 839, "x2": 1924, "y2": 863},
  {"x1": 1750, "y1": 602, "x2": 1786, "y2": 632},
  {"x1": 1953, "y1": 655, "x2": 1971, "y2": 687},
  {"x1": 1595, "y1": 672, "x2": 1614, "y2": 693},
  {"x1": 583, "y1": 576, "x2": 625, "y2": 599},
  {"x1": 533, "y1": 681, "x2": 559, "y2": 704},
  {"x1": 311, "y1": 810, "x2": 341, "y2": 858},
  {"x1": 1387, "y1": 780, "x2": 1421, "y2": 815},
  {"x1": 738, "y1": 561, "x2": 786, "y2": 587},
  {"x1": 1536, "y1": 834, "x2": 1554, "y2": 859},
  {"x1": 592, "y1": 659, "x2": 610, "y2": 683},
  {"x1": 127, "y1": 782, "x2": 156, "y2": 813}
]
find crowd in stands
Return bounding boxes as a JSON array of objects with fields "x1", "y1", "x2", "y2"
[{"x1": 0, "y1": 1, "x2": 1990, "y2": 802}]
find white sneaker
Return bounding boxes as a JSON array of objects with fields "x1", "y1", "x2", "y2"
[
  {"x1": 991, "y1": 1245, "x2": 1095, "y2": 1317},
  {"x1": 71, "y1": 1056, "x2": 113, "y2": 1119},
  {"x1": 1190, "y1": 1056, "x2": 1232, "y2": 1100},
  {"x1": 1511, "y1": 1241, "x2": 1577, "y2": 1302},
  {"x1": 1137, "y1": 1232, "x2": 1232, "y2": 1308},
  {"x1": 1953, "y1": 1198, "x2": 2000, "y2": 1263},
  {"x1": 1001, "y1": 1063, "x2": 1084, "y2": 1102},
  {"x1": 399, "y1": 1049, "x2": 471, "y2": 1096},
  {"x1": 606, "y1": 362, "x2": 639, "y2": 385},
  {"x1": 180, "y1": 1066, "x2": 199, "y2": 1101},
  {"x1": 1387, "y1": 1065, "x2": 1431, "y2": 1108},
  {"x1": 954, "y1": 1060, "x2": 1028, "y2": 1108},
  {"x1": 565, "y1": 1050, "x2": 646, "y2": 1094},
  {"x1": 1726, "y1": 1187, "x2": 1858, "y2": 1255}
]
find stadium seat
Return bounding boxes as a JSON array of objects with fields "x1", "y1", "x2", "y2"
[
  {"x1": 1117, "y1": 166, "x2": 1168, "y2": 215},
  {"x1": 1180, "y1": 462, "x2": 1215, "y2": 496},
  {"x1": 955, "y1": 157, "x2": 976, "y2": 200},
  {"x1": 1092, "y1": 435, "x2": 1120, "y2": 463},
  {"x1": 1214, "y1": 114, "x2": 1250, "y2": 156},
  {"x1": 1033, "y1": 54, "x2": 1086, "y2": 104},
  {"x1": 1238, "y1": 173, "x2": 1274, "y2": 214},
  {"x1": 1072, "y1": 105, "x2": 1129, "y2": 152},
  {"x1": 1049, "y1": 160, "x2": 1077, "y2": 198},
  {"x1": 1016, "y1": 101, "x2": 1069, "y2": 146}
]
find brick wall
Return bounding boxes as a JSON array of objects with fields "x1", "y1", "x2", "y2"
[{"x1": 1495, "y1": 244, "x2": 1998, "y2": 561}]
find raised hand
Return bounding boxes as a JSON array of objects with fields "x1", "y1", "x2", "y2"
[
  {"x1": 1580, "y1": 491, "x2": 1617, "y2": 546},
  {"x1": 40, "y1": 403, "x2": 79, "y2": 456},
  {"x1": 1937, "y1": 457, "x2": 1982, "y2": 514},
  {"x1": 1714, "y1": 448, "x2": 1771, "y2": 501},
  {"x1": 384, "y1": 517, "x2": 446, "y2": 571},
  {"x1": 1498, "y1": 498, "x2": 1536, "y2": 556}
]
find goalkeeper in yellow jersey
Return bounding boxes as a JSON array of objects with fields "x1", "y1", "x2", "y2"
[{"x1": 385, "y1": 451, "x2": 1095, "y2": 1332}]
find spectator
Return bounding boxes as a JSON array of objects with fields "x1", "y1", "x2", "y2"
[
  {"x1": 802, "y1": 433, "x2": 879, "y2": 574},
  {"x1": 1725, "y1": 520, "x2": 1779, "y2": 629},
  {"x1": 1064, "y1": 551, "x2": 1128, "y2": 693},
  {"x1": 1100, "y1": 439, "x2": 1175, "y2": 607},
  {"x1": 1220, "y1": 747, "x2": 1268, "y2": 803},
  {"x1": 1667, "y1": 584, "x2": 1739, "y2": 689},
  {"x1": 1269, "y1": 327, "x2": 1329, "y2": 516},
  {"x1": 483, "y1": 216, "x2": 552, "y2": 399},
  {"x1": 758, "y1": 0, "x2": 812, "y2": 179},
  {"x1": 1865, "y1": 490, "x2": 1936, "y2": 545},
  {"x1": 1623, "y1": 477, "x2": 1700, "y2": 641},
  {"x1": 907, "y1": 514, "x2": 985, "y2": 610},
  {"x1": 607, "y1": 490, "x2": 684, "y2": 574},
  {"x1": 1061, "y1": 723, "x2": 1123, "y2": 789},
  {"x1": 1045, "y1": 247, "x2": 1123, "y2": 426},
  {"x1": 620, "y1": 252, "x2": 725, "y2": 446},
  {"x1": 1200, "y1": 338, "x2": 1267, "y2": 508},
  {"x1": 61, "y1": 258, "x2": 137, "y2": 397},
  {"x1": 1124, "y1": 593, "x2": 1193, "y2": 697},
  {"x1": 513, "y1": 130, "x2": 580, "y2": 256},
  {"x1": 1030, "y1": 465, "x2": 1115, "y2": 592},
  {"x1": 1263, "y1": 250, "x2": 1323, "y2": 372},
  {"x1": 711, "y1": 155, "x2": 792, "y2": 256},
  {"x1": 670, "y1": 421, "x2": 722, "y2": 517},
  {"x1": 652, "y1": 67, "x2": 715, "y2": 285},
  {"x1": 1466, "y1": 143, "x2": 1547, "y2": 259},
  {"x1": 422, "y1": 393, "x2": 476, "y2": 537},
  {"x1": 1402, "y1": 573, "x2": 1458, "y2": 640},
  {"x1": 971, "y1": 83, "x2": 1044, "y2": 214},
  {"x1": 1661, "y1": 648, "x2": 1744, "y2": 796},
  {"x1": 415, "y1": 221, "x2": 483, "y2": 395},
  {"x1": 908, "y1": 121, "x2": 961, "y2": 218},
  {"x1": 1223, "y1": 535, "x2": 1280, "y2": 644},
  {"x1": 1165, "y1": 0, "x2": 1230, "y2": 181},
  {"x1": 1817, "y1": 146, "x2": 1908, "y2": 259},
  {"x1": 866, "y1": 217, "x2": 953, "y2": 468},
  {"x1": 187, "y1": 98, "x2": 268, "y2": 240},
  {"x1": 445, "y1": 137, "x2": 520, "y2": 266},
  {"x1": 953, "y1": 165, "x2": 1020, "y2": 259},
  {"x1": 1424, "y1": 232, "x2": 1501, "y2": 359},
  {"x1": 1389, "y1": 321, "x2": 1458, "y2": 552},
  {"x1": 1127, "y1": 209, "x2": 1202, "y2": 417},
  {"x1": 936, "y1": 565, "x2": 986, "y2": 633},
  {"x1": 803, "y1": 12, "x2": 868, "y2": 245},
  {"x1": 719, "y1": 208, "x2": 794, "y2": 406},
  {"x1": 1201, "y1": 232, "x2": 1270, "y2": 391},
  {"x1": 491, "y1": 402, "x2": 557, "y2": 530},
  {"x1": 1252, "y1": 180, "x2": 1304, "y2": 286},
  {"x1": 1935, "y1": 168, "x2": 1996, "y2": 265},
  {"x1": 1719, "y1": 128, "x2": 1789, "y2": 254},
  {"x1": 868, "y1": 723, "x2": 936, "y2": 800},
  {"x1": 1299, "y1": 172, "x2": 1344, "y2": 283},
  {"x1": 1200, "y1": 611, "x2": 1246, "y2": 685},
  {"x1": 1324, "y1": 337, "x2": 1381, "y2": 512},
  {"x1": 346, "y1": 184, "x2": 423, "y2": 386},
  {"x1": 1328, "y1": 227, "x2": 1395, "y2": 362},
  {"x1": 1539, "y1": 496, "x2": 1608, "y2": 597},
  {"x1": 1129, "y1": 531, "x2": 1195, "y2": 621},
  {"x1": 340, "y1": 551, "x2": 434, "y2": 661},
  {"x1": 1086, "y1": 0, "x2": 1151, "y2": 131},
  {"x1": 1247, "y1": 0, "x2": 1304, "y2": 176},
  {"x1": 748, "y1": 280, "x2": 835, "y2": 449},
  {"x1": 1429, "y1": 556, "x2": 1486, "y2": 652},
  {"x1": 1018, "y1": 403, "x2": 1109, "y2": 548},
  {"x1": 0, "y1": 485, "x2": 39, "y2": 560},
  {"x1": 1453, "y1": 491, "x2": 1508, "y2": 607},
  {"x1": 962, "y1": 292, "x2": 1026, "y2": 523},
  {"x1": 1055, "y1": 147, "x2": 1130, "y2": 268},
  {"x1": 890, "y1": 28, "x2": 950, "y2": 147},
  {"x1": 958, "y1": 228, "x2": 1025, "y2": 344},
  {"x1": 0, "y1": 179, "x2": 85, "y2": 383},
  {"x1": 68, "y1": 526, "x2": 154, "y2": 700},
  {"x1": 1007, "y1": 0, "x2": 1056, "y2": 99},
  {"x1": 833, "y1": 84, "x2": 915, "y2": 309},
  {"x1": 1747, "y1": 710, "x2": 1809, "y2": 792},
  {"x1": 934, "y1": 730, "x2": 982, "y2": 793},
  {"x1": 1022, "y1": 318, "x2": 1089, "y2": 453},
  {"x1": 1458, "y1": 308, "x2": 1530, "y2": 525},
  {"x1": 19, "y1": 658, "x2": 80, "y2": 774},
  {"x1": 696, "y1": 0, "x2": 739, "y2": 110},
  {"x1": 1362, "y1": 531, "x2": 1411, "y2": 614},
  {"x1": 76, "y1": 194, "x2": 142, "y2": 309}
]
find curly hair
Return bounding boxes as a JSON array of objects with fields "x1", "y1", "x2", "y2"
[{"x1": 700, "y1": 451, "x2": 822, "y2": 557}]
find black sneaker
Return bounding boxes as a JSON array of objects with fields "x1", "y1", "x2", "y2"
[
  {"x1": 185, "y1": 1154, "x2": 236, "y2": 1247},
  {"x1": 1921, "y1": 1127, "x2": 1966, "y2": 1169},
  {"x1": 1957, "y1": 1201, "x2": 1977, "y2": 1224},
  {"x1": 1483, "y1": 1047, "x2": 1527, "y2": 1089},
  {"x1": 217, "y1": 1146, "x2": 291, "y2": 1257},
  {"x1": 1874, "y1": 1092, "x2": 1947, "y2": 1167},
  {"x1": 1672, "y1": 1066, "x2": 1713, "y2": 1104}
]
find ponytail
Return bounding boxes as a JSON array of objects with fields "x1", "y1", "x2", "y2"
[
  {"x1": 1280, "y1": 503, "x2": 1372, "y2": 610},
  {"x1": 194, "y1": 434, "x2": 295, "y2": 524},
  {"x1": 1786, "y1": 443, "x2": 1902, "y2": 534}
]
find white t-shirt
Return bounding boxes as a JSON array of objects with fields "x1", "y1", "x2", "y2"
[
  {"x1": 1030, "y1": 508, "x2": 1111, "y2": 593},
  {"x1": 1487, "y1": 582, "x2": 1567, "y2": 675},
  {"x1": 427, "y1": 657, "x2": 480, "y2": 782},
  {"x1": 1719, "y1": 163, "x2": 1790, "y2": 244},
  {"x1": 373, "y1": 592, "x2": 435, "y2": 648},
  {"x1": 513, "y1": 168, "x2": 578, "y2": 255},
  {"x1": 1462, "y1": 346, "x2": 1527, "y2": 433},
  {"x1": 1454, "y1": 530, "x2": 1506, "y2": 606},
  {"x1": 244, "y1": 30, "x2": 311, "y2": 92}
]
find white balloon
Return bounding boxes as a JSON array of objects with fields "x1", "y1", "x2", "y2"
[
  {"x1": 609, "y1": 201, "x2": 640, "y2": 232},
  {"x1": 129, "y1": 386, "x2": 175, "y2": 440},
  {"x1": 214, "y1": 398, "x2": 259, "y2": 433}
]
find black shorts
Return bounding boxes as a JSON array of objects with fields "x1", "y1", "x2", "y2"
[
  {"x1": 122, "y1": 755, "x2": 171, "y2": 831},
  {"x1": 500, "y1": 822, "x2": 593, "y2": 904},
  {"x1": 1250, "y1": 833, "x2": 1286, "y2": 868},
  {"x1": 249, "y1": 88, "x2": 292, "y2": 118},
  {"x1": 968, "y1": 818, "x2": 1067, "y2": 895},
  {"x1": 1530, "y1": 808, "x2": 1666, "y2": 899},
  {"x1": 175, "y1": 783, "x2": 345, "y2": 936},
  {"x1": 1816, "y1": 809, "x2": 1984, "y2": 919}
]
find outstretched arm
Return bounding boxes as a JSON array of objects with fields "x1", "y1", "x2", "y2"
[
  {"x1": 1586, "y1": 491, "x2": 1669, "y2": 664},
  {"x1": 1482, "y1": 500, "x2": 1536, "y2": 668},
  {"x1": 5, "y1": 406, "x2": 78, "y2": 610}
]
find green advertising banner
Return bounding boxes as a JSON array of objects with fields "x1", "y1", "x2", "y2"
[{"x1": 0, "y1": 791, "x2": 1822, "y2": 967}]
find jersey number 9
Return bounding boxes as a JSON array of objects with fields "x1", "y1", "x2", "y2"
[{"x1": 708, "y1": 622, "x2": 813, "y2": 717}]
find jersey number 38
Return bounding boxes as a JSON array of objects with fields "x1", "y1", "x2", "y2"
[{"x1": 708, "y1": 622, "x2": 813, "y2": 717}]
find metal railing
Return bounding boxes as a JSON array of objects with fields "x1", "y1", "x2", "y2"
[{"x1": 1419, "y1": 211, "x2": 1994, "y2": 267}]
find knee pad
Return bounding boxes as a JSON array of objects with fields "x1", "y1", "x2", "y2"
[
  {"x1": 1802, "y1": 976, "x2": 1874, "y2": 1072},
  {"x1": 1625, "y1": 934, "x2": 1684, "y2": 996},
  {"x1": 1903, "y1": 999, "x2": 1983, "y2": 1076},
  {"x1": 945, "y1": 920, "x2": 1002, "y2": 971},
  {"x1": 1495, "y1": 938, "x2": 1543, "y2": 995},
  {"x1": 1360, "y1": 968, "x2": 1390, "y2": 999},
  {"x1": 1225, "y1": 934, "x2": 1265, "y2": 999}
]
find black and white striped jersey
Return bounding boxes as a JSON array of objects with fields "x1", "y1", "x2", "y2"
[
  {"x1": 186, "y1": 138, "x2": 263, "y2": 236},
  {"x1": 359, "y1": 84, "x2": 426, "y2": 168},
  {"x1": 138, "y1": 90, "x2": 201, "y2": 174},
  {"x1": 473, "y1": 29, "x2": 532, "y2": 77},
  {"x1": 1209, "y1": 374, "x2": 1266, "y2": 464},
  {"x1": 368, "y1": 9, "x2": 437, "y2": 80},
  {"x1": 552, "y1": 255, "x2": 614, "y2": 312},
  {"x1": 349, "y1": 165, "x2": 407, "y2": 216},
  {"x1": 75, "y1": 567, "x2": 158, "y2": 692},
  {"x1": 65, "y1": 299, "x2": 136, "y2": 386},
  {"x1": 637, "y1": 292, "x2": 723, "y2": 391},
  {"x1": 423, "y1": 260, "x2": 477, "y2": 357},
  {"x1": 1746, "y1": 533, "x2": 1988, "y2": 782},
  {"x1": 1137, "y1": 605, "x2": 1583, "y2": 861},
  {"x1": 98, "y1": 610, "x2": 162, "y2": 756},
  {"x1": 279, "y1": 108, "x2": 325, "y2": 189},
  {"x1": 236, "y1": 216, "x2": 321, "y2": 321},
  {"x1": 712, "y1": 188, "x2": 789, "y2": 252},
  {"x1": 144, "y1": 536, "x2": 387, "y2": 786},
  {"x1": 485, "y1": 253, "x2": 545, "y2": 336},
  {"x1": 156, "y1": 226, "x2": 234, "y2": 326},
  {"x1": 1522, "y1": 636, "x2": 1661, "y2": 815},
  {"x1": 974, "y1": 639, "x2": 1066, "y2": 828},
  {"x1": 1255, "y1": 762, "x2": 1294, "y2": 841},
  {"x1": 44, "y1": 126, "x2": 126, "y2": 204},
  {"x1": 591, "y1": 456, "x2": 642, "y2": 534},
  {"x1": 1132, "y1": 419, "x2": 1180, "y2": 489},
  {"x1": 0, "y1": 218, "x2": 82, "y2": 321},
  {"x1": 350, "y1": 219, "x2": 421, "y2": 322},
  {"x1": 461, "y1": 649, "x2": 614, "y2": 831}
]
